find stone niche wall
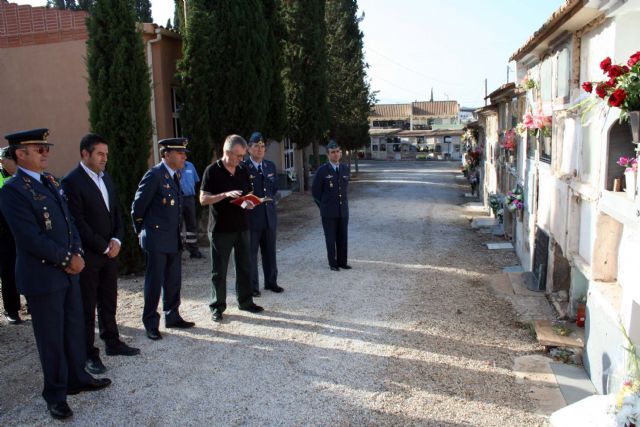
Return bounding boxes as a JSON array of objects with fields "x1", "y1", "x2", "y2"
[{"x1": 592, "y1": 212, "x2": 622, "y2": 282}]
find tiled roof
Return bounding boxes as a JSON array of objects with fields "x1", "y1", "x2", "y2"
[
  {"x1": 412, "y1": 101, "x2": 458, "y2": 117},
  {"x1": 509, "y1": 0, "x2": 583, "y2": 61},
  {"x1": 371, "y1": 101, "x2": 459, "y2": 119},
  {"x1": 0, "y1": 2, "x2": 88, "y2": 48},
  {"x1": 371, "y1": 103, "x2": 412, "y2": 119}
]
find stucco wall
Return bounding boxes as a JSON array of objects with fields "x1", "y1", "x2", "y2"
[{"x1": 0, "y1": 39, "x2": 89, "y2": 176}]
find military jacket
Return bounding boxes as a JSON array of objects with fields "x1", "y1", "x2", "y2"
[
  {"x1": 0, "y1": 169, "x2": 82, "y2": 296},
  {"x1": 131, "y1": 163, "x2": 183, "y2": 254},
  {"x1": 311, "y1": 162, "x2": 349, "y2": 219},
  {"x1": 244, "y1": 158, "x2": 278, "y2": 230}
]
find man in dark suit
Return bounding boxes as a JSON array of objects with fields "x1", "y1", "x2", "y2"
[
  {"x1": 244, "y1": 132, "x2": 283, "y2": 297},
  {"x1": 62, "y1": 133, "x2": 140, "y2": 375},
  {"x1": 131, "y1": 138, "x2": 195, "y2": 340},
  {"x1": 311, "y1": 140, "x2": 352, "y2": 271},
  {"x1": 0, "y1": 145, "x2": 22, "y2": 324},
  {"x1": 0, "y1": 129, "x2": 111, "y2": 420}
]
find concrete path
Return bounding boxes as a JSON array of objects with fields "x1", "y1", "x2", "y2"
[{"x1": 0, "y1": 160, "x2": 545, "y2": 426}]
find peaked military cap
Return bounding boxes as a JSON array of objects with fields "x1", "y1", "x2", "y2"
[
  {"x1": 159, "y1": 138, "x2": 189, "y2": 152},
  {"x1": 248, "y1": 132, "x2": 265, "y2": 144},
  {"x1": 4, "y1": 128, "x2": 52, "y2": 146},
  {"x1": 326, "y1": 139, "x2": 340, "y2": 150}
]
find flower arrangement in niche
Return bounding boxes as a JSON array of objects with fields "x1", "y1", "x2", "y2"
[
  {"x1": 618, "y1": 156, "x2": 638, "y2": 173},
  {"x1": 500, "y1": 128, "x2": 517, "y2": 151},
  {"x1": 581, "y1": 51, "x2": 640, "y2": 122},
  {"x1": 505, "y1": 185, "x2": 524, "y2": 212},
  {"x1": 611, "y1": 325, "x2": 640, "y2": 427},
  {"x1": 517, "y1": 104, "x2": 552, "y2": 138}
]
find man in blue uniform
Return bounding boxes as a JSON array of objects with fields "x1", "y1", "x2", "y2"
[
  {"x1": 244, "y1": 132, "x2": 283, "y2": 297},
  {"x1": 131, "y1": 138, "x2": 195, "y2": 340},
  {"x1": 311, "y1": 140, "x2": 352, "y2": 271},
  {"x1": 0, "y1": 145, "x2": 22, "y2": 324},
  {"x1": 0, "y1": 129, "x2": 111, "y2": 420},
  {"x1": 179, "y1": 159, "x2": 203, "y2": 259}
]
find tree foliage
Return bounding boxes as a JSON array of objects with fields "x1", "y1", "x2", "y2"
[
  {"x1": 279, "y1": 0, "x2": 329, "y2": 150},
  {"x1": 177, "y1": 0, "x2": 216, "y2": 176},
  {"x1": 86, "y1": 0, "x2": 152, "y2": 273},
  {"x1": 46, "y1": 0, "x2": 93, "y2": 11},
  {"x1": 179, "y1": 1, "x2": 272, "y2": 163},
  {"x1": 173, "y1": 0, "x2": 185, "y2": 34},
  {"x1": 134, "y1": 0, "x2": 152, "y2": 23},
  {"x1": 325, "y1": 0, "x2": 373, "y2": 152}
]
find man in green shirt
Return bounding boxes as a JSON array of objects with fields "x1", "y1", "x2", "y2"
[{"x1": 0, "y1": 145, "x2": 22, "y2": 324}]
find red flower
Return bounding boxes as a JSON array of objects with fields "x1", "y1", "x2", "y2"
[
  {"x1": 608, "y1": 88, "x2": 626, "y2": 107},
  {"x1": 595, "y1": 82, "x2": 608, "y2": 99},
  {"x1": 607, "y1": 77, "x2": 617, "y2": 87},
  {"x1": 600, "y1": 57, "x2": 612, "y2": 72},
  {"x1": 607, "y1": 64, "x2": 628, "y2": 79},
  {"x1": 628, "y1": 51, "x2": 640, "y2": 67},
  {"x1": 582, "y1": 82, "x2": 593, "y2": 93}
]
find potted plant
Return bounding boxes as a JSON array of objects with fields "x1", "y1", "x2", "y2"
[{"x1": 617, "y1": 157, "x2": 638, "y2": 199}]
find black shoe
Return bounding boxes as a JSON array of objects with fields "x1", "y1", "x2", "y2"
[
  {"x1": 165, "y1": 318, "x2": 195, "y2": 329},
  {"x1": 239, "y1": 303, "x2": 264, "y2": 313},
  {"x1": 48, "y1": 401, "x2": 73, "y2": 420},
  {"x1": 338, "y1": 265, "x2": 352, "y2": 270},
  {"x1": 189, "y1": 251, "x2": 203, "y2": 259},
  {"x1": 105, "y1": 341, "x2": 140, "y2": 356},
  {"x1": 67, "y1": 377, "x2": 112, "y2": 395},
  {"x1": 211, "y1": 312, "x2": 223, "y2": 322},
  {"x1": 5, "y1": 312, "x2": 22, "y2": 324},
  {"x1": 265, "y1": 285, "x2": 284, "y2": 293},
  {"x1": 252, "y1": 290, "x2": 261, "y2": 297},
  {"x1": 84, "y1": 357, "x2": 107, "y2": 375},
  {"x1": 330, "y1": 266, "x2": 339, "y2": 271},
  {"x1": 146, "y1": 329, "x2": 162, "y2": 340}
]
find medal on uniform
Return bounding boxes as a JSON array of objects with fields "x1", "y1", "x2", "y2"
[
  {"x1": 162, "y1": 197, "x2": 167, "y2": 205},
  {"x1": 329, "y1": 181, "x2": 334, "y2": 188},
  {"x1": 170, "y1": 199, "x2": 175, "y2": 206}
]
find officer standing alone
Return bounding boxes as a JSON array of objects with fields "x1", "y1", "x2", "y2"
[
  {"x1": 244, "y1": 132, "x2": 283, "y2": 297},
  {"x1": 312, "y1": 140, "x2": 352, "y2": 271}
]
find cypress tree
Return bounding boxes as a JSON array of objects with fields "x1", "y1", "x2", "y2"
[
  {"x1": 134, "y1": 0, "x2": 152, "y2": 23},
  {"x1": 325, "y1": 0, "x2": 373, "y2": 171},
  {"x1": 86, "y1": 0, "x2": 152, "y2": 273},
  {"x1": 177, "y1": 0, "x2": 216, "y2": 177},
  {"x1": 173, "y1": 0, "x2": 185, "y2": 34},
  {"x1": 260, "y1": 0, "x2": 287, "y2": 140},
  {"x1": 279, "y1": 0, "x2": 328, "y2": 177},
  {"x1": 208, "y1": 1, "x2": 270, "y2": 152}
]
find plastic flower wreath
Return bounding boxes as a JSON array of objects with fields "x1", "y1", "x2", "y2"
[
  {"x1": 581, "y1": 50, "x2": 640, "y2": 122},
  {"x1": 505, "y1": 187, "x2": 524, "y2": 212},
  {"x1": 500, "y1": 128, "x2": 517, "y2": 151},
  {"x1": 517, "y1": 104, "x2": 552, "y2": 138},
  {"x1": 617, "y1": 156, "x2": 638, "y2": 173}
]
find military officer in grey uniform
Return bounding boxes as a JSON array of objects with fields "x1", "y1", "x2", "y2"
[
  {"x1": 312, "y1": 140, "x2": 351, "y2": 271},
  {"x1": 131, "y1": 138, "x2": 195, "y2": 340},
  {"x1": 244, "y1": 132, "x2": 283, "y2": 297},
  {"x1": 0, "y1": 129, "x2": 111, "y2": 420}
]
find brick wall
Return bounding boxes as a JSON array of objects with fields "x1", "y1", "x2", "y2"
[{"x1": 0, "y1": 1, "x2": 88, "y2": 48}]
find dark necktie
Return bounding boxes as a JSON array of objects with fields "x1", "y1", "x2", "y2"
[
  {"x1": 174, "y1": 172, "x2": 180, "y2": 188},
  {"x1": 257, "y1": 164, "x2": 263, "y2": 175}
]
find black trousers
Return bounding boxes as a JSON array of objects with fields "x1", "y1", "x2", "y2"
[
  {"x1": 249, "y1": 225, "x2": 278, "y2": 291},
  {"x1": 181, "y1": 195, "x2": 199, "y2": 254},
  {"x1": 143, "y1": 250, "x2": 182, "y2": 331},
  {"x1": 0, "y1": 241, "x2": 21, "y2": 316},
  {"x1": 79, "y1": 251, "x2": 120, "y2": 358},
  {"x1": 27, "y1": 282, "x2": 93, "y2": 404},
  {"x1": 321, "y1": 216, "x2": 349, "y2": 268},
  {"x1": 208, "y1": 230, "x2": 254, "y2": 314}
]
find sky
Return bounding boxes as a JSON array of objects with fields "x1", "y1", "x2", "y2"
[{"x1": 14, "y1": 0, "x2": 566, "y2": 108}]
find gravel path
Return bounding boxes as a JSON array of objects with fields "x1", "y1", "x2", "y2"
[{"x1": 0, "y1": 160, "x2": 545, "y2": 426}]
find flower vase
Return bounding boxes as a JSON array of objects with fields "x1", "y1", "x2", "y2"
[
  {"x1": 625, "y1": 169, "x2": 637, "y2": 199},
  {"x1": 630, "y1": 111, "x2": 639, "y2": 147}
]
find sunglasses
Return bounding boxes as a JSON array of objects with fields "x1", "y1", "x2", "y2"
[{"x1": 22, "y1": 146, "x2": 50, "y2": 154}]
